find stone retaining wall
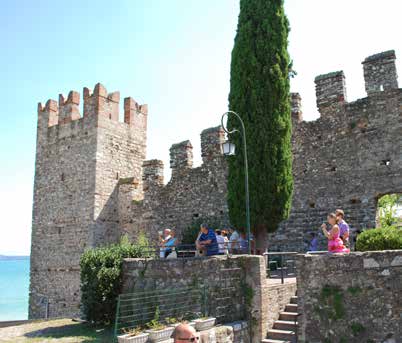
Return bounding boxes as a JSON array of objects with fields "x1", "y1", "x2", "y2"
[
  {"x1": 266, "y1": 281, "x2": 297, "y2": 330},
  {"x1": 296, "y1": 250, "x2": 402, "y2": 343},
  {"x1": 122, "y1": 255, "x2": 267, "y2": 343}
]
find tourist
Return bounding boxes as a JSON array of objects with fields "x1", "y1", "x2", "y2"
[
  {"x1": 239, "y1": 231, "x2": 248, "y2": 253},
  {"x1": 196, "y1": 223, "x2": 219, "y2": 256},
  {"x1": 159, "y1": 229, "x2": 172, "y2": 258},
  {"x1": 308, "y1": 232, "x2": 318, "y2": 252},
  {"x1": 215, "y1": 230, "x2": 226, "y2": 254},
  {"x1": 321, "y1": 213, "x2": 350, "y2": 253},
  {"x1": 222, "y1": 230, "x2": 229, "y2": 254},
  {"x1": 164, "y1": 230, "x2": 177, "y2": 258},
  {"x1": 335, "y1": 209, "x2": 350, "y2": 248},
  {"x1": 173, "y1": 323, "x2": 199, "y2": 343},
  {"x1": 228, "y1": 227, "x2": 240, "y2": 254}
]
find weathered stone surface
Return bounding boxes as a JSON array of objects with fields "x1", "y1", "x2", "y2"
[
  {"x1": 29, "y1": 83, "x2": 147, "y2": 319},
  {"x1": 265, "y1": 281, "x2": 297, "y2": 331},
  {"x1": 122, "y1": 255, "x2": 297, "y2": 343},
  {"x1": 296, "y1": 250, "x2": 402, "y2": 343},
  {"x1": 30, "y1": 50, "x2": 402, "y2": 320},
  {"x1": 119, "y1": 125, "x2": 229, "y2": 242},
  {"x1": 268, "y1": 50, "x2": 401, "y2": 252}
]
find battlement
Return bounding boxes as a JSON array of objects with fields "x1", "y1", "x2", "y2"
[
  {"x1": 37, "y1": 82, "x2": 148, "y2": 129},
  {"x1": 314, "y1": 70, "x2": 347, "y2": 116},
  {"x1": 200, "y1": 126, "x2": 225, "y2": 163},
  {"x1": 291, "y1": 92, "x2": 303, "y2": 123},
  {"x1": 143, "y1": 159, "x2": 164, "y2": 190},
  {"x1": 362, "y1": 50, "x2": 398, "y2": 95},
  {"x1": 291, "y1": 50, "x2": 400, "y2": 120},
  {"x1": 170, "y1": 140, "x2": 193, "y2": 176}
]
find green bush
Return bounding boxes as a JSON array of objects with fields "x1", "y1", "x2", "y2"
[
  {"x1": 356, "y1": 226, "x2": 402, "y2": 251},
  {"x1": 80, "y1": 234, "x2": 151, "y2": 324}
]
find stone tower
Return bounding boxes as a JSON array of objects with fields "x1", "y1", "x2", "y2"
[{"x1": 29, "y1": 83, "x2": 147, "y2": 319}]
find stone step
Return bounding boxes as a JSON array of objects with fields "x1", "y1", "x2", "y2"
[
  {"x1": 290, "y1": 296, "x2": 298, "y2": 304},
  {"x1": 279, "y1": 311, "x2": 298, "y2": 321},
  {"x1": 267, "y1": 329, "x2": 295, "y2": 341},
  {"x1": 273, "y1": 320, "x2": 298, "y2": 331},
  {"x1": 285, "y1": 303, "x2": 298, "y2": 312},
  {"x1": 261, "y1": 339, "x2": 292, "y2": 343}
]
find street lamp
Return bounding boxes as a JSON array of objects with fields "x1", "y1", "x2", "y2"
[
  {"x1": 221, "y1": 111, "x2": 251, "y2": 255},
  {"x1": 222, "y1": 140, "x2": 235, "y2": 156}
]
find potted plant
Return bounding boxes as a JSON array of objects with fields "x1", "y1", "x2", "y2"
[
  {"x1": 117, "y1": 327, "x2": 149, "y2": 343},
  {"x1": 165, "y1": 317, "x2": 180, "y2": 327},
  {"x1": 145, "y1": 307, "x2": 175, "y2": 342},
  {"x1": 194, "y1": 317, "x2": 216, "y2": 331}
]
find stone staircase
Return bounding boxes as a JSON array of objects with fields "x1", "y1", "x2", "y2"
[{"x1": 262, "y1": 295, "x2": 299, "y2": 343}]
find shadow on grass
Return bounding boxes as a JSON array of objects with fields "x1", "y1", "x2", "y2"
[{"x1": 24, "y1": 322, "x2": 114, "y2": 342}]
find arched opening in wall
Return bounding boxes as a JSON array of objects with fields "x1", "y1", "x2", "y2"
[{"x1": 375, "y1": 193, "x2": 402, "y2": 228}]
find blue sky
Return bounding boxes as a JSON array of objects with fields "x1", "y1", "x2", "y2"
[{"x1": 0, "y1": 0, "x2": 401, "y2": 255}]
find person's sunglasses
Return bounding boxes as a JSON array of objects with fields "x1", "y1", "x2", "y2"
[{"x1": 177, "y1": 337, "x2": 199, "y2": 342}]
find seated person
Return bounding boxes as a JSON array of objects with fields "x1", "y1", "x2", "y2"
[
  {"x1": 321, "y1": 213, "x2": 350, "y2": 253},
  {"x1": 163, "y1": 230, "x2": 177, "y2": 258},
  {"x1": 196, "y1": 223, "x2": 219, "y2": 256},
  {"x1": 239, "y1": 232, "x2": 248, "y2": 253},
  {"x1": 215, "y1": 229, "x2": 226, "y2": 254},
  {"x1": 159, "y1": 229, "x2": 172, "y2": 258}
]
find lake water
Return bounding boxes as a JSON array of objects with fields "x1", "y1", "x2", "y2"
[{"x1": 0, "y1": 258, "x2": 29, "y2": 321}]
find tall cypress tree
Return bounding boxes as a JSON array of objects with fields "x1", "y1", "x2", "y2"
[{"x1": 227, "y1": 0, "x2": 293, "y2": 250}]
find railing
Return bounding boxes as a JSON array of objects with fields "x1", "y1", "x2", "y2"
[
  {"x1": 263, "y1": 252, "x2": 298, "y2": 284},
  {"x1": 114, "y1": 286, "x2": 205, "y2": 337},
  {"x1": 142, "y1": 243, "x2": 252, "y2": 260},
  {"x1": 114, "y1": 267, "x2": 246, "y2": 339}
]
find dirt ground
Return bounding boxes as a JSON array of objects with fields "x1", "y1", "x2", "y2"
[{"x1": 0, "y1": 319, "x2": 113, "y2": 343}]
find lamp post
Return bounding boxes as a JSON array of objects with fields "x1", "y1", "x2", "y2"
[{"x1": 221, "y1": 111, "x2": 251, "y2": 255}]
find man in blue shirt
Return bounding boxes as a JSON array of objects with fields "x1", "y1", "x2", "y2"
[{"x1": 197, "y1": 223, "x2": 219, "y2": 256}]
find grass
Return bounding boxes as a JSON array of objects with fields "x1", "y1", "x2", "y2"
[{"x1": 0, "y1": 318, "x2": 114, "y2": 342}]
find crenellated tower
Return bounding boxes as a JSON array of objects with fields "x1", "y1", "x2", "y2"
[{"x1": 29, "y1": 83, "x2": 148, "y2": 319}]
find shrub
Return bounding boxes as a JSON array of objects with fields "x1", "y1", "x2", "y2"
[
  {"x1": 80, "y1": 234, "x2": 151, "y2": 324},
  {"x1": 356, "y1": 226, "x2": 402, "y2": 251}
]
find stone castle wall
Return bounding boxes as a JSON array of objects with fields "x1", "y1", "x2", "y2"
[
  {"x1": 29, "y1": 84, "x2": 147, "y2": 318},
  {"x1": 269, "y1": 50, "x2": 402, "y2": 251},
  {"x1": 296, "y1": 250, "x2": 402, "y2": 342},
  {"x1": 30, "y1": 50, "x2": 401, "y2": 319},
  {"x1": 118, "y1": 126, "x2": 230, "y2": 242},
  {"x1": 119, "y1": 50, "x2": 401, "y2": 252}
]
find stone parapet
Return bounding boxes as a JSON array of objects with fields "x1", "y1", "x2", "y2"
[{"x1": 296, "y1": 250, "x2": 402, "y2": 342}]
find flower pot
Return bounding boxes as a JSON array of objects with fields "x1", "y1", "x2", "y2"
[
  {"x1": 194, "y1": 317, "x2": 216, "y2": 331},
  {"x1": 145, "y1": 326, "x2": 175, "y2": 342},
  {"x1": 117, "y1": 332, "x2": 149, "y2": 343}
]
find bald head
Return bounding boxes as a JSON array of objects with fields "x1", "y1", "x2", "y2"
[{"x1": 173, "y1": 323, "x2": 198, "y2": 342}]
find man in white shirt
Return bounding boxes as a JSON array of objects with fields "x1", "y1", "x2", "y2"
[{"x1": 215, "y1": 230, "x2": 226, "y2": 254}]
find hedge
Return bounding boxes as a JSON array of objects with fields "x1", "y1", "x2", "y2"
[
  {"x1": 356, "y1": 226, "x2": 402, "y2": 252},
  {"x1": 80, "y1": 234, "x2": 151, "y2": 324}
]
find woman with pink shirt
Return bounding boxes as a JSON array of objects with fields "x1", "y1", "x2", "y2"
[{"x1": 321, "y1": 213, "x2": 350, "y2": 253}]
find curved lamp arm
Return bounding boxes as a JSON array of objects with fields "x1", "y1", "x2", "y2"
[{"x1": 220, "y1": 110, "x2": 251, "y2": 255}]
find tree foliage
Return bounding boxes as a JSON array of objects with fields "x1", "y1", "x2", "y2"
[
  {"x1": 377, "y1": 194, "x2": 402, "y2": 227},
  {"x1": 227, "y1": 0, "x2": 293, "y2": 234},
  {"x1": 80, "y1": 234, "x2": 151, "y2": 324}
]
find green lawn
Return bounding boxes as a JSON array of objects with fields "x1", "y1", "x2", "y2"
[{"x1": 0, "y1": 319, "x2": 114, "y2": 342}]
